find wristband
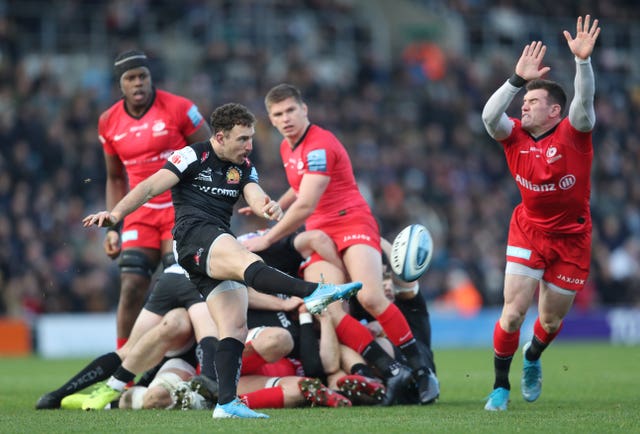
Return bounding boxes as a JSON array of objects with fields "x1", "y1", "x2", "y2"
[
  {"x1": 508, "y1": 73, "x2": 527, "y2": 87},
  {"x1": 106, "y1": 220, "x2": 123, "y2": 234},
  {"x1": 299, "y1": 312, "x2": 313, "y2": 325},
  {"x1": 575, "y1": 56, "x2": 591, "y2": 64}
]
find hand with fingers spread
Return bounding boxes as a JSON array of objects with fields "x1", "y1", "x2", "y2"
[
  {"x1": 563, "y1": 14, "x2": 601, "y2": 60},
  {"x1": 82, "y1": 210, "x2": 121, "y2": 229},
  {"x1": 515, "y1": 41, "x2": 551, "y2": 81}
]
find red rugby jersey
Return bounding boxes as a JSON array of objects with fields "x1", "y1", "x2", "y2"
[
  {"x1": 98, "y1": 89, "x2": 205, "y2": 205},
  {"x1": 501, "y1": 117, "x2": 593, "y2": 233}
]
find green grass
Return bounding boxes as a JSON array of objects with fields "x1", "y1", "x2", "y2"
[{"x1": 1, "y1": 343, "x2": 639, "y2": 433}]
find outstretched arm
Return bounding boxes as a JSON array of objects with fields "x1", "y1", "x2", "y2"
[
  {"x1": 565, "y1": 15, "x2": 601, "y2": 132},
  {"x1": 482, "y1": 41, "x2": 551, "y2": 141},
  {"x1": 83, "y1": 168, "x2": 178, "y2": 228}
]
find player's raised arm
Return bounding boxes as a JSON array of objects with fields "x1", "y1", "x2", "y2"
[{"x1": 565, "y1": 15, "x2": 600, "y2": 132}]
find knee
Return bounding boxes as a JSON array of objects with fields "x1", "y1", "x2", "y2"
[
  {"x1": 356, "y1": 289, "x2": 388, "y2": 316},
  {"x1": 500, "y1": 307, "x2": 527, "y2": 332},
  {"x1": 254, "y1": 328, "x2": 293, "y2": 362},
  {"x1": 159, "y1": 309, "x2": 192, "y2": 341},
  {"x1": 119, "y1": 250, "x2": 156, "y2": 274},
  {"x1": 538, "y1": 316, "x2": 562, "y2": 334}
]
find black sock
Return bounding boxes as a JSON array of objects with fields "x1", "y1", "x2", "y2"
[
  {"x1": 361, "y1": 341, "x2": 400, "y2": 378},
  {"x1": 297, "y1": 322, "x2": 324, "y2": 378},
  {"x1": 214, "y1": 337, "x2": 244, "y2": 405},
  {"x1": 493, "y1": 354, "x2": 513, "y2": 390},
  {"x1": 52, "y1": 352, "x2": 122, "y2": 398},
  {"x1": 398, "y1": 339, "x2": 428, "y2": 377},
  {"x1": 244, "y1": 260, "x2": 316, "y2": 297},
  {"x1": 525, "y1": 336, "x2": 547, "y2": 361},
  {"x1": 113, "y1": 366, "x2": 136, "y2": 385},
  {"x1": 136, "y1": 358, "x2": 168, "y2": 387},
  {"x1": 198, "y1": 336, "x2": 219, "y2": 381},
  {"x1": 350, "y1": 363, "x2": 376, "y2": 378}
]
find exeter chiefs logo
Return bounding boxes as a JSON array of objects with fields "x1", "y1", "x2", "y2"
[{"x1": 226, "y1": 167, "x2": 240, "y2": 184}]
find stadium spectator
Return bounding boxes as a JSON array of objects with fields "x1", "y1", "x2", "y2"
[
  {"x1": 481, "y1": 16, "x2": 600, "y2": 411},
  {"x1": 82, "y1": 102, "x2": 361, "y2": 418},
  {"x1": 242, "y1": 83, "x2": 434, "y2": 405},
  {"x1": 98, "y1": 49, "x2": 211, "y2": 348}
]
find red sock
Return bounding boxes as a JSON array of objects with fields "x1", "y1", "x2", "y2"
[
  {"x1": 241, "y1": 351, "x2": 267, "y2": 375},
  {"x1": 493, "y1": 321, "x2": 520, "y2": 357},
  {"x1": 533, "y1": 317, "x2": 563, "y2": 345},
  {"x1": 335, "y1": 314, "x2": 374, "y2": 353},
  {"x1": 240, "y1": 387, "x2": 284, "y2": 409},
  {"x1": 376, "y1": 303, "x2": 414, "y2": 346},
  {"x1": 116, "y1": 337, "x2": 127, "y2": 350}
]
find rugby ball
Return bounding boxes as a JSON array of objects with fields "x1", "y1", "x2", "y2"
[{"x1": 390, "y1": 224, "x2": 434, "y2": 282}]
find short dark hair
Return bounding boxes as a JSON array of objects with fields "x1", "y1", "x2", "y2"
[
  {"x1": 264, "y1": 83, "x2": 304, "y2": 110},
  {"x1": 209, "y1": 103, "x2": 256, "y2": 134},
  {"x1": 526, "y1": 79, "x2": 567, "y2": 116}
]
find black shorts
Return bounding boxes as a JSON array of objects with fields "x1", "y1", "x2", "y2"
[
  {"x1": 174, "y1": 219, "x2": 232, "y2": 297},
  {"x1": 144, "y1": 271, "x2": 204, "y2": 316}
]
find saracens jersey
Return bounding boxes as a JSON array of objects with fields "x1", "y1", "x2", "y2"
[
  {"x1": 280, "y1": 124, "x2": 373, "y2": 229},
  {"x1": 501, "y1": 117, "x2": 593, "y2": 234},
  {"x1": 99, "y1": 89, "x2": 205, "y2": 206},
  {"x1": 163, "y1": 141, "x2": 258, "y2": 230}
]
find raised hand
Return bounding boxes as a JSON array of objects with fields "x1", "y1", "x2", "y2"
[
  {"x1": 563, "y1": 15, "x2": 601, "y2": 60},
  {"x1": 515, "y1": 41, "x2": 551, "y2": 81}
]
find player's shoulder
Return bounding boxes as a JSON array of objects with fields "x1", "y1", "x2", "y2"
[
  {"x1": 155, "y1": 89, "x2": 194, "y2": 106},
  {"x1": 99, "y1": 100, "x2": 124, "y2": 124},
  {"x1": 306, "y1": 124, "x2": 342, "y2": 149}
]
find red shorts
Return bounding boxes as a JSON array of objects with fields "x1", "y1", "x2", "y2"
[
  {"x1": 304, "y1": 211, "x2": 381, "y2": 269},
  {"x1": 506, "y1": 206, "x2": 591, "y2": 292},
  {"x1": 241, "y1": 357, "x2": 298, "y2": 377},
  {"x1": 121, "y1": 204, "x2": 174, "y2": 250}
]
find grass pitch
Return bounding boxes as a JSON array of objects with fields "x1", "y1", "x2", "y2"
[{"x1": 1, "y1": 342, "x2": 638, "y2": 433}]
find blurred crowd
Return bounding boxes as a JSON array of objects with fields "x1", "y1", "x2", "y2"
[{"x1": 1, "y1": 0, "x2": 639, "y2": 319}]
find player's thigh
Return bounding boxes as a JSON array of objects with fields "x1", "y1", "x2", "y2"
[
  {"x1": 344, "y1": 244, "x2": 388, "y2": 313},
  {"x1": 343, "y1": 244, "x2": 384, "y2": 292},
  {"x1": 208, "y1": 234, "x2": 262, "y2": 280},
  {"x1": 123, "y1": 309, "x2": 164, "y2": 356},
  {"x1": 538, "y1": 283, "x2": 575, "y2": 325},
  {"x1": 500, "y1": 271, "x2": 539, "y2": 328}
]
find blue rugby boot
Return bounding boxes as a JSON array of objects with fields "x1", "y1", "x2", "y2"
[
  {"x1": 304, "y1": 282, "x2": 362, "y2": 314},
  {"x1": 521, "y1": 342, "x2": 542, "y2": 402},
  {"x1": 212, "y1": 397, "x2": 269, "y2": 419},
  {"x1": 484, "y1": 387, "x2": 510, "y2": 411}
]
